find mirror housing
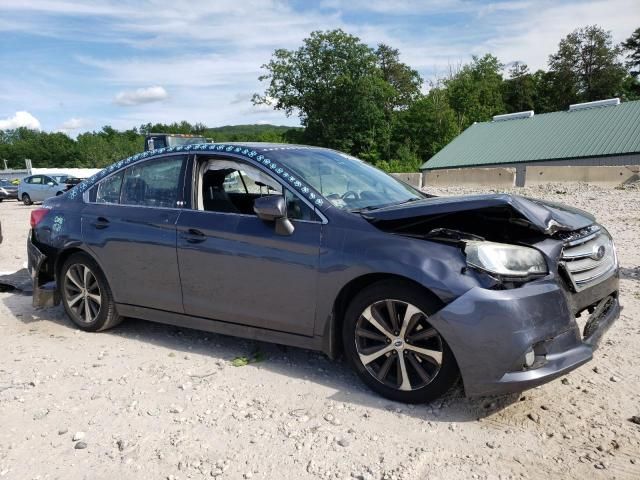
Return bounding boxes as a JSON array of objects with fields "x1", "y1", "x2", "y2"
[
  {"x1": 254, "y1": 195, "x2": 294, "y2": 236},
  {"x1": 47, "y1": 181, "x2": 56, "y2": 186}
]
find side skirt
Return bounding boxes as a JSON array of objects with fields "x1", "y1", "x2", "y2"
[{"x1": 116, "y1": 304, "x2": 325, "y2": 353}]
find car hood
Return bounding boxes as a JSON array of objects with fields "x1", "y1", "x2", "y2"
[{"x1": 362, "y1": 194, "x2": 595, "y2": 235}]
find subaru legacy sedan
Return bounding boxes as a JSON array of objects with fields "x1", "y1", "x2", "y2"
[{"x1": 27, "y1": 143, "x2": 619, "y2": 403}]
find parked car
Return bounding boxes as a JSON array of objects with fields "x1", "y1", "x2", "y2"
[
  {"x1": 27, "y1": 143, "x2": 619, "y2": 403},
  {"x1": 18, "y1": 174, "x2": 68, "y2": 205},
  {"x1": 0, "y1": 179, "x2": 19, "y2": 201}
]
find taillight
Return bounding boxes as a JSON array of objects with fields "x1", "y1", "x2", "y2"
[{"x1": 30, "y1": 208, "x2": 50, "y2": 229}]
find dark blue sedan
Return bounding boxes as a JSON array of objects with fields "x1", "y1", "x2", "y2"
[{"x1": 27, "y1": 143, "x2": 620, "y2": 403}]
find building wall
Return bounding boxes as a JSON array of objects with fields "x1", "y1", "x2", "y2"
[{"x1": 423, "y1": 153, "x2": 640, "y2": 187}]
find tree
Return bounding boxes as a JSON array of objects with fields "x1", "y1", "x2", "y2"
[
  {"x1": 621, "y1": 27, "x2": 640, "y2": 76},
  {"x1": 502, "y1": 62, "x2": 536, "y2": 113},
  {"x1": 548, "y1": 25, "x2": 627, "y2": 106},
  {"x1": 445, "y1": 54, "x2": 505, "y2": 130},
  {"x1": 254, "y1": 29, "x2": 401, "y2": 159},
  {"x1": 392, "y1": 84, "x2": 458, "y2": 164},
  {"x1": 530, "y1": 69, "x2": 557, "y2": 113}
]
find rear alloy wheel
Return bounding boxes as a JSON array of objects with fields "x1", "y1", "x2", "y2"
[
  {"x1": 343, "y1": 281, "x2": 459, "y2": 403},
  {"x1": 61, "y1": 253, "x2": 122, "y2": 332},
  {"x1": 22, "y1": 193, "x2": 32, "y2": 206}
]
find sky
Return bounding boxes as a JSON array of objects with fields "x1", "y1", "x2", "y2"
[{"x1": 0, "y1": 0, "x2": 638, "y2": 135}]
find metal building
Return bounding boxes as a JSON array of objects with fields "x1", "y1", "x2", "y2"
[{"x1": 420, "y1": 98, "x2": 640, "y2": 186}]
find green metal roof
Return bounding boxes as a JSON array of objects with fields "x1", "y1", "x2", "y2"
[{"x1": 421, "y1": 100, "x2": 640, "y2": 170}]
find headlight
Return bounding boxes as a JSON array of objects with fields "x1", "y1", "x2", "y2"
[{"x1": 465, "y1": 241, "x2": 548, "y2": 279}]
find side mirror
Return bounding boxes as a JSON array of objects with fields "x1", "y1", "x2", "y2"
[
  {"x1": 47, "y1": 181, "x2": 56, "y2": 186},
  {"x1": 254, "y1": 195, "x2": 294, "y2": 236}
]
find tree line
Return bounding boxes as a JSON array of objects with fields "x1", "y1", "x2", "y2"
[{"x1": 1, "y1": 25, "x2": 638, "y2": 172}]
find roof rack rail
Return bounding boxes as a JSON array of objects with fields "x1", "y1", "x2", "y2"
[{"x1": 569, "y1": 98, "x2": 620, "y2": 111}]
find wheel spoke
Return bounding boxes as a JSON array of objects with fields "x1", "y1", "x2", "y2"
[
  {"x1": 376, "y1": 354, "x2": 395, "y2": 381},
  {"x1": 399, "y1": 304, "x2": 421, "y2": 338},
  {"x1": 84, "y1": 297, "x2": 91, "y2": 322},
  {"x1": 66, "y1": 268, "x2": 83, "y2": 290},
  {"x1": 359, "y1": 344, "x2": 394, "y2": 365},
  {"x1": 406, "y1": 352, "x2": 432, "y2": 383},
  {"x1": 87, "y1": 297, "x2": 99, "y2": 320},
  {"x1": 386, "y1": 300, "x2": 399, "y2": 332},
  {"x1": 397, "y1": 353, "x2": 411, "y2": 391},
  {"x1": 67, "y1": 293, "x2": 83, "y2": 307},
  {"x1": 356, "y1": 327, "x2": 387, "y2": 343},
  {"x1": 83, "y1": 266, "x2": 91, "y2": 289},
  {"x1": 87, "y1": 293, "x2": 101, "y2": 305},
  {"x1": 405, "y1": 345, "x2": 443, "y2": 365},
  {"x1": 361, "y1": 306, "x2": 393, "y2": 340},
  {"x1": 408, "y1": 327, "x2": 438, "y2": 343}
]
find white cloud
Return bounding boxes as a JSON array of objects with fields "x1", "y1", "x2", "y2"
[
  {"x1": 114, "y1": 86, "x2": 168, "y2": 106},
  {"x1": 0, "y1": 111, "x2": 41, "y2": 130},
  {"x1": 56, "y1": 117, "x2": 91, "y2": 133}
]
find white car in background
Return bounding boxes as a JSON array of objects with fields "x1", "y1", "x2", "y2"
[{"x1": 18, "y1": 174, "x2": 69, "y2": 205}]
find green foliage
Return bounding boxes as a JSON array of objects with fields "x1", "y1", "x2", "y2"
[
  {"x1": 621, "y1": 27, "x2": 640, "y2": 76},
  {"x1": 0, "y1": 123, "x2": 301, "y2": 170},
  {"x1": 254, "y1": 29, "x2": 419, "y2": 162},
  {"x1": 502, "y1": 62, "x2": 535, "y2": 113},
  {"x1": 547, "y1": 25, "x2": 627, "y2": 108},
  {"x1": 445, "y1": 54, "x2": 505, "y2": 130}
]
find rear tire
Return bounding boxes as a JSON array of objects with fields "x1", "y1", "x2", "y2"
[
  {"x1": 22, "y1": 193, "x2": 32, "y2": 206},
  {"x1": 342, "y1": 280, "x2": 459, "y2": 404},
  {"x1": 60, "y1": 252, "x2": 122, "y2": 332}
]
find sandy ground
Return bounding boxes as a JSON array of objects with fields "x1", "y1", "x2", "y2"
[{"x1": 0, "y1": 183, "x2": 639, "y2": 480}]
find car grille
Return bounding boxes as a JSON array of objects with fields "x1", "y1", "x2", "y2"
[{"x1": 559, "y1": 225, "x2": 617, "y2": 292}]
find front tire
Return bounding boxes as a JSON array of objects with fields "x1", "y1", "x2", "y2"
[
  {"x1": 22, "y1": 193, "x2": 32, "y2": 205},
  {"x1": 60, "y1": 253, "x2": 122, "y2": 332},
  {"x1": 343, "y1": 280, "x2": 459, "y2": 403}
]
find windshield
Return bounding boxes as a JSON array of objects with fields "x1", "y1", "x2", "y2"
[
  {"x1": 272, "y1": 149, "x2": 423, "y2": 211},
  {"x1": 51, "y1": 175, "x2": 69, "y2": 183}
]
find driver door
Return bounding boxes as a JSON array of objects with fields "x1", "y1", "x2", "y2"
[{"x1": 176, "y1": 157, "x2": 323, "y2": 336}]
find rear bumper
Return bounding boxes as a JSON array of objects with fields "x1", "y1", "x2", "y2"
[
  {"x1": 428, "y1": 273, "x2": 620, "y2": 397},
  {"x1": 27, "y1": 234, "x2": 59, "y2": 308}
]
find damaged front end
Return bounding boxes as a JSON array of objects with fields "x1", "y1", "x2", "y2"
[{"x1": 363, "y1": 193, "x2": 620, "y2": 396}]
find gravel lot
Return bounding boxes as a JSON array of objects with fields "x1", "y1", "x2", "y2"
[{"x1": 0, "y1": 183, "x2": 639, "y2": 480}]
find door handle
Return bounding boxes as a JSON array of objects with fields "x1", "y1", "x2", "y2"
[
  {"x1": 92, "y1": 217, "x2": 110, "y2": 229},
  {"x1": 181, "y1": 228, "x2": 206, "y2": 243}
]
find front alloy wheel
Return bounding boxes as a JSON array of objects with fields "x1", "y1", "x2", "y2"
[
  {"x1": 343, "y1": 280, "x2": 459, "y2": 403},
  {"x1": 356, "y1": 300, "x2": 443, "y2": 391}
]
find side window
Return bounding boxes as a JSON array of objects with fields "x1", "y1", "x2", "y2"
[
  {"x1": 201, "y1": 159, "x2": 281, "y2": 214},
  {"x1": 95, "y1": 171, "x2": 124, "y2": 204},
  {"x1": 285, "y1": 188, "x2": 320, "y2": 221},
  {"x1": 31, "y1": 176, "x2": 43, "y2": 185},
  {"x1": 121, "y1": 156, "x2": 185, "y2": 207}
]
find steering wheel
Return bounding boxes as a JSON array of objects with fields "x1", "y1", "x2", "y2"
[{"x1": 341, "y1": 190, "x2": 359, "y2": 200}]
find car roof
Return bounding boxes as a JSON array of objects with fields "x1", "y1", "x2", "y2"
[{"x1": 69, "y1": 142, "x2": 330, "y2": 210}]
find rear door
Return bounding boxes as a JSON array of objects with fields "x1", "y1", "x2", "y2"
[
  {"x1": 82, "y1": 155, "x2": 187, "y2": 313},
  {"x1": 176, "y1": 156, "x2": 323, "y2": 336}
]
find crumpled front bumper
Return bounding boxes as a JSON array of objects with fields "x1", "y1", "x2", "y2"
[
  {"x1": 27, "y1": 234, "x2": 59, "y2": 308},
  {"x1": 427, "y1": 273, "x2": 620, "y2": 397}
]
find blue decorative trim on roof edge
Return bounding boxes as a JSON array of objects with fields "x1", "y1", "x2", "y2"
[{"x1": 69, "y1": 143, "x2": 325, "y2": 208}]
